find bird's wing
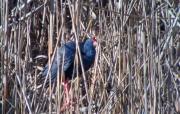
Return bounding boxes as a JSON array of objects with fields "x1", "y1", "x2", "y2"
[
  {"x1": 59, "y1": 41, "x2": 85, "y2": 71},
  {"x1": 40, "y1": 41, "x2": 76, "y2": 85},
  {"x1": 58, "y1": 42, "x2": 76, "y2": 71}
]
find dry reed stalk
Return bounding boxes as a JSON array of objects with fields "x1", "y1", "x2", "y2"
[{"x1": 0, "y1": 0, "x2": 180, "y2": 114}]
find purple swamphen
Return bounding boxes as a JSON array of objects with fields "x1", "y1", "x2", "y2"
[{"x1": 40, "y1": 38, "x2": 97, "y2": 111}]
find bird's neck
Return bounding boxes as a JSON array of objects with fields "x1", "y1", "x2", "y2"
[{"x1": 84, "y1": 50, "x2": 95, "y2": 57}]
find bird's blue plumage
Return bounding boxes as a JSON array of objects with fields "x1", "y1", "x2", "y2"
[{"x1": 40, "y1": 38, "x2": 96, "y2": 85}]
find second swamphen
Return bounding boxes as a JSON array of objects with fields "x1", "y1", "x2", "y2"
[{"x1": 40, "y1": 38, "x2": 97, "y2": 109}]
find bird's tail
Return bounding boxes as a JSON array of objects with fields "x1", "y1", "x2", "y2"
[{"x1": 37, "y1": 67, "x2": 58, "y2": 89}]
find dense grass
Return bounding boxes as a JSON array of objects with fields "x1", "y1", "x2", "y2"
[{"x1": 0, "y1": 0, "x2": 180, "y2": 113}]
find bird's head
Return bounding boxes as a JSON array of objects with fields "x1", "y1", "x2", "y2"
[
  {"x1": 83, "y1": 37, "x2": 97, "y2": 53},
  {"x1": 91, "y1": 37, "x2": 97, "y2": 47}
]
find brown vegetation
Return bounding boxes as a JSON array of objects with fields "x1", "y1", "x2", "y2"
[{"x1": 0, "y1": 0, "x2": 180, "y2": 113}]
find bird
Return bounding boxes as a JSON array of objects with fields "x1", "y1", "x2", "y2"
[{"x1": 39, "y1": 37, "x2": 97, "y2": 110}]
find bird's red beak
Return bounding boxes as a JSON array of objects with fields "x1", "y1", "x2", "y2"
[{"x1": 92, "y1": 37, "x2": 97, "y2": 47}]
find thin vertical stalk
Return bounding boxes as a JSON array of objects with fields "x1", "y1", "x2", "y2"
[
  {"x1": 142, "y1": 24, "x2": 147, "y2": 114},
  {"x1": 3, "y1": 0, "x2": 9, "y2": 113},
  {"x1": 49, "y1": 0, "x2": 54, "y2": 113}
]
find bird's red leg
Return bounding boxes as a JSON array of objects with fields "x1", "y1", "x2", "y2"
[
  {"x1": 65, "y1": 79, "x2": 83, "y2": 105},
  {"x1": 65, "y1": 79, "x2": 70, "y2": 105},
  {"x1": 60, "y1": 79, "x2": 75, "y2": 112}
]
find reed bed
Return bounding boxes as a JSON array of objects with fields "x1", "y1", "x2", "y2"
[{"x1": 0, "y1": 0, "x2": 180, "y2": 113}]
